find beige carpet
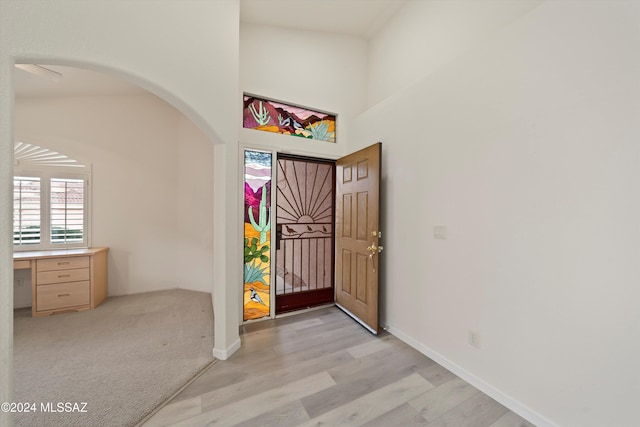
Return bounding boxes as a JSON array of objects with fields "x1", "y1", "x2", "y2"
[{"x1": 13, "y1": 288, "x2": 215, "y2": 427}]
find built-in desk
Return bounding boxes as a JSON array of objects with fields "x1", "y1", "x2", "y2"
[{"x1": 13, "y1": 247, "x2": 108, "y2": 317}]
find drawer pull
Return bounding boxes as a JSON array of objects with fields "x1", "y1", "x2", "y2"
[
  {"x1": 57, "y1": 261, "x2": 70, "y2": 265},
  {"x1": 58, "y1": 293, "x2": 71, "y2": 297},
  {"x1": 58, "y1": 274, "x2": 71, "y2": 279}
]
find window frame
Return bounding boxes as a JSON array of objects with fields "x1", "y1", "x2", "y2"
[{"x1": 13, "y1": 168, "x2": 91, "y2": 251}]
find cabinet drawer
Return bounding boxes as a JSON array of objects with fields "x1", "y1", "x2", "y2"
[
  {"x1": 37, "y1": 268, "x2": 90, "y2": 285},
  {"x1": 37, "y1": 281, "x2": 90, "y2": 312},
  {"x1": 37, "y1": 256, "x2": 90, "y2": 272}
]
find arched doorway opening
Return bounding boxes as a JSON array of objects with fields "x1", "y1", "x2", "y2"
[{"x1": 6, "y1": 62, "x2": 233, "y2": 425}]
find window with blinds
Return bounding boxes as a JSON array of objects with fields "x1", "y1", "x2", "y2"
[
  {"x1": 13, "y1": 174, "x2": 89, "y2": 250},
  {"x1": 13, "y1": 142, "x2": 90, "y2": 250},
  {"x1": 51, "y1": 178, "x2": 85, "y2": 244},
  {"x1": 13, "y1": 176, "x2": 41, "y2": 245}
]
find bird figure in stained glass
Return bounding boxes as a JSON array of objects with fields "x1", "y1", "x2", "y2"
[{"x1": 250, "y1": 288, "x2": 265, "y2": 305}]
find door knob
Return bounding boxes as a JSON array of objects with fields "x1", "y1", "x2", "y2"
[{"x1": 368, "y1": 231, "x2": 382, "y2": 272}]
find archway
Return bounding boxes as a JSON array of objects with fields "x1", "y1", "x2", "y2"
[{"x1": 1, "y1": 60, "x2": 241, "y2": 424}]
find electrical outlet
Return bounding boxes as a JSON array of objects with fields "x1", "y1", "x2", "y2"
[
  {"x1": 15, "y1": 278, "x2": 24, "y2": 288},
  {"x1": 468, "y1": 330, "x2": 480, "y2": 348},
  {"x1": 434, "y1": 225, "x2": 447, "y2": 239}
]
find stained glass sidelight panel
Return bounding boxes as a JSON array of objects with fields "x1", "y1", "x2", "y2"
[{"x1": 243, "y1": 149, "x2": 272, "y2": 321}]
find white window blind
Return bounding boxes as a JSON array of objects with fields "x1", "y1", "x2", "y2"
[
  {"x1": 13, "y1": 176, "x2": 41, "y2": 245},
  {"x1": 13, "y1": 174, "x2": 89, "y2": 250},
  {"x1": 50, "y1": 178, "x2": 85, "y2": 244}
]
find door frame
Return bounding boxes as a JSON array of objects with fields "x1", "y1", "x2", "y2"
[{"x1": 239, "y1": 144, "x2": 339, "y2": 323}]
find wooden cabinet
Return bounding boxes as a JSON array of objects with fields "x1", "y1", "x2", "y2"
[
  {"x1": 36, "y1": 281, "x2": 91, "y2": 312},
  {"x1": 13, "y1": 248, "x2": 108, "y2": 317}
]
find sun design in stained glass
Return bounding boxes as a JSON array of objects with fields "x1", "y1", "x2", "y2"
[{"x1": 277, "y1": 159, "x2": 333, "y2": 237}]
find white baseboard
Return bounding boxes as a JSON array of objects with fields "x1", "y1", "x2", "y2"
[
  {"x1": 212, "y1": 338, "x2": 241, "y2": 360},
  {"x1": 386, "y1": 325, "x2": 557, "y2": 427}
]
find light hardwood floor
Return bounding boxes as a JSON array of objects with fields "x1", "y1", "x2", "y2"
[{"x1": 142, "y1": 307, "x2": 535, "y2": 427}]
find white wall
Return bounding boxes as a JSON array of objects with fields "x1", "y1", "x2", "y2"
[
  {"x1": 367, "y1": 0, "x2": 543, "y2": 107},
  {"x1": 12, "y1": 269, "x2": 31, "y2": 309},
  {"x1": 14, "y1": 94, "x2": 214, "y2": 300},
  {"x1": 1, "y1": 0, "x2": 241, "y2": 415},
  {"x1": 240, "y1": 23, "x2": 367, "y2": 158},
  {"x1": 177, "y1": 114, "x2": 216, "y2": 293},
  {"x1": 354, "y1": 1, "x2": 640, "y2": 426}
]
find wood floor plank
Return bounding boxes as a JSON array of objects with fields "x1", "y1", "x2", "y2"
[
  {"x1": 416, "y1": 362, "x2": 457, "y2": 387},
  {"x1": 328, "y1": 340, "x2": 434, "y2": 385},
  {"x1": 286, "y1": 316, "x2": 325, "y2": 330},
  {"x1": 237, "y1": 325, "x2": 300, "y2": 352},
  {"x1": 241, "y1": 308, "x2": 342, "y2": 337},
  {"x1": 239, "y1": 312, "x2": 339, "y2": 349},
  {"x1": 239, "y1": 329, "x2": 362, "y2": 377},
  {"x1": 271, "y1": 322, "x2": 365, "y2": 356},
  {"x1": 362, "y1": 403, "x2": 429, "y2": 427},
  {"x1": 408, "y1": 377, "x2": 481, "y2": 422},
  {"x1": 347, "y1": 333, "x2": 393, "y2": 358},
  {"x1": 425, "y1": 393, "x2": 509, "y2": 427},
  {"x1": 234, "y1": 400, "x2": 310, "y2": 427},
  {"x1": 209, "y1": 345, "x2": 277, "y2": 373},
  {"x1": 293, "y1": 313, "x2": 343, "y2": 331},
  {"x1": 302, "y1": 344, "x2": 436, "y2": 418},
  {"x1": 241, "y1": 308, "x2": 331, "y2": 333},
  {"x1": 273, "y1": 327, "x2": 373, "y2": 368},
  {"x1": 200, "y1": 350, "x2": 353, "y2": 412},
  {"x1": 299, "y1": 373, "x2": 434, "y2": 427},
  {"x1": 170, "y1": 366, "x2": 250, "y2": 403},
  {"x1": 328, "y1": 345, "x2": 409, "y2": 383},
  {"x1": 171, "y1": 371, "x2": 336, "y2": 426},
  {"x1": 143, "y1": 307, "x2": 538, "y2": 427},
  {"x1": 239, "y1": 311, "x2": 362, "y2": 362},
  {"x1": 489, "y1": 411, "x2": 537, "y2": 427},
  {"x1": 187, "y1": 321, "x2": 363, "y2": 397}
]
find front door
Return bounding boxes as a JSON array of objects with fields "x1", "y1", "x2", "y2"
[
  {"x1": 275, "y1": 155, "x2": 336, "y2": 314},
  {"x1": 335, "y1": 143, "x2": 382, "y2": 333}
]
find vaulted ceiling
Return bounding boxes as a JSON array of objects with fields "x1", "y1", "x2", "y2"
[{"x1": 14, "y1": 0, "x2": 406, "y2": 98}]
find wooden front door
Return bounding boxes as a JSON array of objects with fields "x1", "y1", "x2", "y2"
[{"x1": 335, "y1": 143, "x2": 382, "y2": 333}]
